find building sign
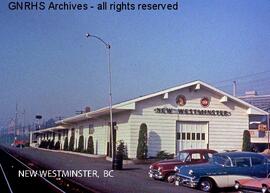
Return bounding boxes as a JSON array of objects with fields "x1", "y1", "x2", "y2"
[{"x1": 154, "y1": 107, "x2": 231, "y2": 116}]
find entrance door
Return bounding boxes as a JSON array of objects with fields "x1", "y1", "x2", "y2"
[{"x1": 176, "y1": 121, "x2": 208, "y2": 152}]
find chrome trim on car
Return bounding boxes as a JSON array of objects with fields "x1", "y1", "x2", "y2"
[
  {"x1": 149, "y1": 169, "x2": 164, "y2": 180},
  {"x1": 175, "y1": 174, "x2": 199, "y2": 188}
]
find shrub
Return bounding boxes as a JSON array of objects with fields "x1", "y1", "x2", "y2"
[
  {"x1": 117, "y1": 140, "x2": 128, "y2": 159},
  {"x1": 156, "y1": 150, "x2": 174, "y2": 160},
  {"x1": 77, "y1": 136, "x2": 84, "y2": 152},
  {"x1": 69, "y1": 135, "x2": 75, "y2": 151},
  {"x1": 39, "y1": 140, "x2": 45, "y2": 148},
  {"x1": 242, "y1": 130, "x2": 252, "y2": 151},
  {"x1": 63, "y1": 137, "x2": 68, "y2": 151},
  {"x1": 55, "y1": 141, "x2": 60, "y2": 150},
  {"x1": 48, "y1": 140, "x2": 55, "y2": 149},
  {"x1": 136, "y1": 123, "x2": 148, "y2": 159},
  {"x1": 86, "y1": 136, "x2": 94, "y2": 154}
]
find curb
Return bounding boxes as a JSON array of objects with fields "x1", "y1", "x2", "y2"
[{"x1": 30, "y1": 146, "x2": 106, "y2": 158}]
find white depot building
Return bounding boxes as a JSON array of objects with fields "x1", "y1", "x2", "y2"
[{"x1": 30, "y1": 80, "x2": 268, "y2": 158}]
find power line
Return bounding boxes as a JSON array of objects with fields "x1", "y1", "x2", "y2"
[{"x1": 213, "y1": 70, "x2": 270, "y2": 85}]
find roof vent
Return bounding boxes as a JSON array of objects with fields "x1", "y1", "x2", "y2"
[{"x1": 245, "y1": 91, "x2": 257, "y2": 96}]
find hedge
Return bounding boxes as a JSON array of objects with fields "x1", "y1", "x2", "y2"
[
  {"x1": 136, "y1": 123, "x2": 148, "y2": 159},
  {"x1": 77, "y1": 135, "x2": 84, "y2": 152},
  {"x1": 87, "y1": 136, "x2": 94, "y2": 154},
  {"x1": 63, "y1": 137, "x2": 68, "y2": 151},
  {"x1": 69, "y1": 135, "x2": 75, "y2": 151}
]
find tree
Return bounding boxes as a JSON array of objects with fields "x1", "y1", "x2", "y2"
[
  {"x1": 87, "y1": 136, "x2": 94, "y2": 154},
  {"x1": 242, "y1": 130, "x2": 252, "y2": 151},
  {"x1": 136, "y1": 123, "x2": 148, "y2": 159},
  {"x1": 63, "y1": 137, "x2": 68, "y2": 151},
  {"x1": 69, "y1": 135, "x2": 75, "y2": 151},
  {"x1": 77, "y1": 135, "x2": 84, "y2": 152}
]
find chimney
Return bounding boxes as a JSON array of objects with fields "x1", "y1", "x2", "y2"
[{"x1": 85, "y1": 106, "x2": 91, "y2": 113}]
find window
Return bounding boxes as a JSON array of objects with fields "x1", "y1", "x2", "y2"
[
  {"x1": 79, "y1": 126, "x2": 83, "y2": 135},
  {"x1": 182, "y1": 133, "x2": 186, "y2": 140},
  {"x1": 211, "y1": 155, "x2": 232, "y2": 167},
  {"x1": 192, "y1": 133, "x2": 195, "y2": 140},
  {"x1": 187, "y1": 133, "x2": 190, "y2": 140},
  {"x1": 252, "y1": 157, "x2": 264, "y2": 166},
  {"x1": 177, "y1": 152, "x2": 189, "y2": 161},
  {"x1": 196, "y1": 133, "x2": 200, "y2": 140},
  {"x1": 176, "y1": 133, "x2": 180, "y2": 140},
  {"x1": 203, "y1": 153, "x2": 214, "y2": 160},
  {"x1": 191, "y1": 153, "x2": 201, "y2": 160},
  {"x1": 232, "y1": 157, "x2": 251, "y2": 167},
  {"x1": 201, "y1": 133, "x2": 205, "y2": 140},
  {"x1": 89, "y1": 124, "x2": 94, "y2": 135}
]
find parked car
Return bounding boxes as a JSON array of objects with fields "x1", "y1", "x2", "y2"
[
  {"x1": 174, "y1": 152, "x2": 270, "y2": 192},
  {"x1": 235, "y1": 175, "x2": 270, "y2": 193},
  {"x1": 148, "y1": 149, "x2": 217, "y2": 183},
  {"x1": 13, "y1": 140, "x2": 25, "y2": 148}
]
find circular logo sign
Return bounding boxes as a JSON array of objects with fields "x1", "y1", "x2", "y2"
[
  {"x1": 201, "y1": 97, "x2": 210, "y2": 107},
  {"x1": 176, "y1": 95, "x2": 186, "y2": 106}
]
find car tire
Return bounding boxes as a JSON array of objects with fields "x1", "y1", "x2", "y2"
[
  {"x1": 199, "y1": 178, "x2": 215, "y2": 192},
  {"x1": 166, "y1": 173, "x2": 175, "y2": 183}
]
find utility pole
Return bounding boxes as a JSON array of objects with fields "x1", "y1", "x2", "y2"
[
  {"x1": 233, "y1": 81, "x2": 237, "y2": 96},
  {"x1": 22, "y1": 109, "x2": 26, "y2": 140},
  {"x1": 15, "y1": 103, "x2": 18, "y2": 142}
]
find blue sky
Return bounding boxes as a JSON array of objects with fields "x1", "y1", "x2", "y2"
[{"x1": 0, "y1": 0, "x2": 270, "y2": 127}]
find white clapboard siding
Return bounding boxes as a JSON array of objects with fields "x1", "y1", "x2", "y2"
[{"x1": 128, "y1": 87, "x2": 249, "y2": 158}]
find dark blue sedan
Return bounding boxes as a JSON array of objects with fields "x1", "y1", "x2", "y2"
[{"x1": 174, "y1": 152, "x2": 270, "y2": 192}]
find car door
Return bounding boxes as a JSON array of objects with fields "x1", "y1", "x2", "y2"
[
  {"x1": 251, "y1": 157, "x2": 269, "y2": 178},
  {"x1": 226, "y1": 157, "x2": 253, "y2": 186}
]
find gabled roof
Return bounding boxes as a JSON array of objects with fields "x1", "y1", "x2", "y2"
[{"x1": 56, "y1": 80, "x2": 268, "y2": 125}]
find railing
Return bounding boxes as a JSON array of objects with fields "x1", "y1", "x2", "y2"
[{"x1": 249, "y1": 130, "x2": 270, "y2": 143}]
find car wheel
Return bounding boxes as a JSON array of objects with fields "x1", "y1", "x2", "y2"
[
  {"x1": 166, "y1": 173, "x2": 175, "y2": 183},
  {"x1": 199, "y1": 178, "x2": 214, "y2": 192}
]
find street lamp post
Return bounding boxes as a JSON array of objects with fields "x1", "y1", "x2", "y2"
[{"x1": 85, "y1": 33, "x2": 115, "y2": 169}]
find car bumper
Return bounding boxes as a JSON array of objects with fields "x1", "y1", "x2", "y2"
[
  {"x1": 148, "y1": 170, "x2": 164, "y2": 180},
  {"x1": 175, "y1": 175, "x2": 198, "y2": 188},
  {"x1": 237, "y1": 186, "x2": 261, "y2": 193}
]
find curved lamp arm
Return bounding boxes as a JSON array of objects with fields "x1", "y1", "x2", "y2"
[{"x1": 85, "y1": 33, "x2": 111, "y2": 49}]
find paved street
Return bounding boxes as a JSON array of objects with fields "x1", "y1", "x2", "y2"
[{"x1": 1, "y1": 146, "x2": 239, "y2": 193}]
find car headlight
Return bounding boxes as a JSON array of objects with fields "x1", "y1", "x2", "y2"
[
  {"x1": 149, "y1": 165, "x2": 153, "y2": 169},
  {"x1": 262, "y1": 185, "x2": 268, "y2": 193},
  {"x1": 158, "y1": 167, "x2": 162, "y2": 172},
  {"x1": 174, "y1": 166, "x2": 178, "y2": 172},
  {"x1": 234, "y1": 182, "x2": 240, "y2": 190},
  {"x1": 188, "y1": 169, "x2": 194, "y2": 175}
]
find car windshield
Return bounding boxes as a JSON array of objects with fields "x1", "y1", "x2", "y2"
[
  {"x1": 210, "y1": 155, "x2": 231, "y2": 167},
  {"x1": 177, "y1": 152, "x2": 189, "y2": 162}
]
